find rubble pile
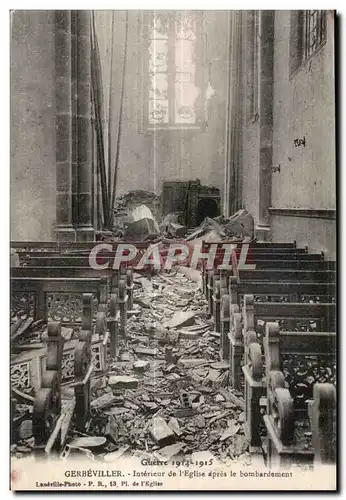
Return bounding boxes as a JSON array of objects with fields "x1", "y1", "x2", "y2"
[
  {"x1": 185, "y1": 210, "x2": 254, "y2": 242},
  {"x1": 76, "y1": 271, "x2": 249, "y2": 462},
  {"x1": 11, "y1": 204, "x2": 258, "y2": 463},
  {"x1": 112, "y1": 191, "x2": 162, "y2": 235},
  {"x1": 11, "y1": 271, "x2": 250, "y2": 464},
  {"x1": 110, "y1": 188, "x2": 255, "y2": 242}
]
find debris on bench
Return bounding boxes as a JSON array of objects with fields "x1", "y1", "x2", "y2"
[
  {"x1": 11, "y1": 317, "x2": 33, "y2": 342},
  {"x1": 11, "y1": 249, "x2": 20, "y2": 267}
]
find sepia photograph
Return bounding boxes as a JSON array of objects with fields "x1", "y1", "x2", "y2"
[{"x1": 9, "y1": 9, "x2": 337, "y2": 491}]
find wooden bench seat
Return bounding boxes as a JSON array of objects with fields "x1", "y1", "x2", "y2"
[
  {"x1": 228, "y1": 279, "x2": 336, "y2": 305},
  {"x1": 234, "y1": 269, "x2": 335, "y2": 283},
  {"x1": 233, "y1": 252, "x2": 324, "y2": 260},
  {"x1": 24, "y1": 256, "x2": 116, "y2": 267},
  {"x1": 11, "y1": 240, "x2": 153, "y2": 253},
  {"x1": 239, "y1": 260, "x2": 335, "y2": 270},
  {"x1": 12, "y1": 266, "x2": 114, "y2": 279},
  {"x1": 202, "y1": 241, "x2": 299, "y2": 249}
]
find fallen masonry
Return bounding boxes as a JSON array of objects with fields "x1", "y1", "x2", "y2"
[{"x1": 11, "y1": 268, "x2": 251, "y2": 465}]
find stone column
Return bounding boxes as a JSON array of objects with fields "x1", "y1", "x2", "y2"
[
  {"x1": 75, "y1": 10, "x2": 95, "y2": 242},
  {"x1": 55, "y1": 11, "x2": 76, "y2": 242},
  {"x1": 71, "y1": 11, "x2": 78, "y2": 231},
  {"x1": 228, "y1": 11, "x2": 243, "y2": 215},
  {"x1": 256, "y1": 11, "x2": 274, "y2": 240}
]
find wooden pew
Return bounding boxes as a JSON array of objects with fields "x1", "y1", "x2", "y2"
[
  {"x1": 24, "y1": 256, "x2": 111, "y2": 267},
  {"x1": 229, "y1": 297, "x2": 336, "y2": 391},
  {"x1": 260, "y1": 322, "x2": 336, "y2": 467},
  {"x1": 228, "y1": 278, "x2": 336, "y2": 307},
  {"x1": 12, "y1": 266, "x2": 115, "y2": 280},
  {"x1": 202, "y1": 240, "x2": 299, "y2": 250},
  {"x1": 234, "y1": 268, "x2": 335, "y2": 283},
  {"x1": 201, "y1": 242, "x2": 309, "y2": 268},
  {"x1": 219, "y1": 279, "x2": 336, "y2": 364},
  {"x1": 11, "y1": 240, "x2": 153, "y2": 254},
  {"x1": 21, "y1": 254, "x2": 145, "y2": 268},
  {"x1": 242, "y1": 319, "x2": 336, "y2": 454},
  {"x1": 11, "y1": 277, "x2": 108, "y2": 325},
  {"x1": 202, "y1": 251, "x2": 326, "y2": 299},
  {"x1": 11, "y1": 293, "x2": 108, "y2": 399},
  {"x1": 239, "y1": 260, "x2": 335, "y2": 270},
  {"x1": 31, "y1": 314, "x2": 95, "y2": 456},
  {"x1": 209, "y1": 249, "x2": 334, "y2": 314},
  {"x1": 216, "y1": 276, "x2": 336, "y2": 355},
  {"x1": 11, "y1": 266, "x2": 132, "y2": 334},
  {"x1": 233, "y1": 252, "x2": 325, "y2": 260}
]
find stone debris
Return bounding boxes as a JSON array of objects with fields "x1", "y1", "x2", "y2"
[
  {"x1": 108, "y1": 376, "x2": 138, "y2": 390},
  {"x1": 133, "y1": 360, "x2": 150, "y2": 373},
  {"x1": 156, "y1": 442, "x2": 185, "y2": 459},
  {"x1": 219, "y1": 422, "x2": 240, "y2": 442},
  {"x1": 134, "y1": 347, "x2": 158, "y2": 357},
  {"x1": 168, "y1": 417, "x2": 182, "y2": 437},
  {"x1": 69, "y1": 436, "x2": 107, "y2": 448},
  {"x1": 221, "y1": 208, "x2": 254, "y2": 238},
  {"x1": 124, "y1": 218, "x2": 160, "y2": 242},
  {"x1": 164, "y1": 311, "x2": 196, "y2": 329},
  {"x1": 166, "y1": 222, "x2": 187, "y2": 239},
  {"x1": 150, "y1": 417, "x2": 176, "y2": 447},
  {"x1": 11, "y1": 262, "x2": 252, "y2": 464}
]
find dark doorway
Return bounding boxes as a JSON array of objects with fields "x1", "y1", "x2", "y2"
[{"x1": 196, "y1": 198, "x2": 220, "y2": 226}]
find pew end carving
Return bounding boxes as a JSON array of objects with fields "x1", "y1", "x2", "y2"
[
  {"x1": 118, "y1": 279, "x2": 127, "y2": 338},
  {"x1": 213, "y1": 279, "x2": 221, "y2": 333},
  {"x1": 220, "y1": 294, "x2": 230, "y2": 360},
  {"x1": 126, "y1": 269, "x2": 134, "y2": 310},
  {"x1": 229, "y1": 310, "x2": 242, "y2": 390},
  {"x1": 242, "y1": 337, "x2": 265, "y2": 450},
  {"x1": 32, "y1": 322, "x2": 64, "y2": 456},
  {"x1": 74, "y1": 327, "x2": 92, "y2": 431},
  {"x1": 108, "y1": 294, "x2": 119, "y2": 358},
  {"x1": 308, "y1": 383, "x2": 336, "y2": 464},
  {"x1": 207, "y1": 270, "x2": 214, "y2": 314}
]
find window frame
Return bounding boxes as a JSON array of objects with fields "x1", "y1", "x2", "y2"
[
  {"x1": 138, "y1": 10, "x2": 207, "y2": 133},
  {"x1": 289, "y1": 10, "x2": 327, "y2": 79}
]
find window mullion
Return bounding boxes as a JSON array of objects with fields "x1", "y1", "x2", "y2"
[
  {"x1": 307, "y1": 11, "x2": 311, "y2": 58},
  {"x1": 168, "y1": 14, "x2": 175, "y2": 126},
  {"x1": 319, "y1": 11, "x2": 323, "y2": 44},
  {"x1": 254, "y1": 11, "x2": 259, "y2": 116}
]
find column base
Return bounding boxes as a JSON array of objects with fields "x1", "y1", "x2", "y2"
[
  {"x1": 255, "y1": 224, "x2": 271, "y2": 242},
  {"x1": 76, "y1": 226, "x2": 95, "y2": 242},
  {"x1": 56, "y1": 225, "x2": 77, "y2": 243}
]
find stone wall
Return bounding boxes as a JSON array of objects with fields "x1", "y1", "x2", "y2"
[
  {"x1": 11, "y1": 11, "x2": 56, "y2": 241},
  {"x1": 239, "y1": 11, "x2": 335, "y2": 253}
]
